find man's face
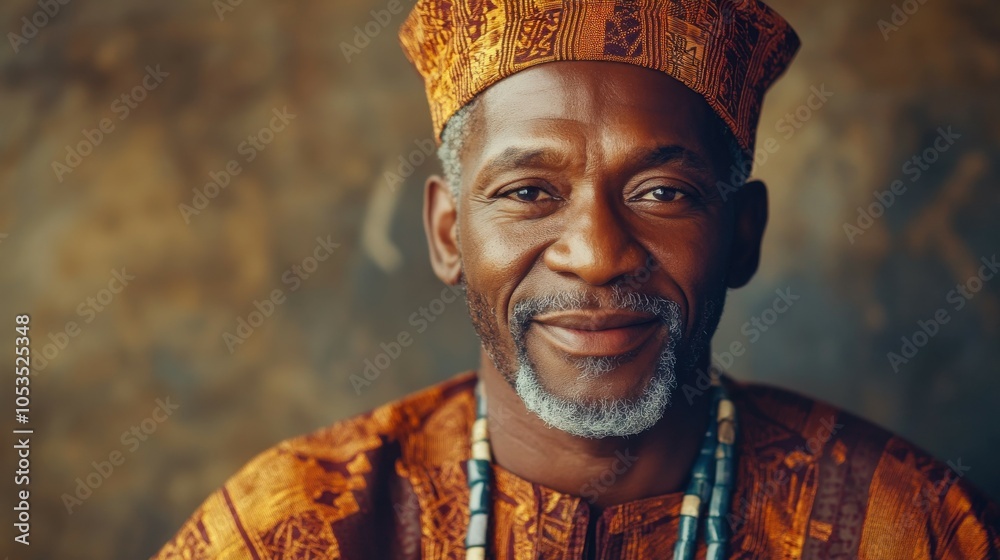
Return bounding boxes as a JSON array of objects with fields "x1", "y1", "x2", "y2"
[{"x1": 426, "y1": 61, "x2": 765, "y2": 437}]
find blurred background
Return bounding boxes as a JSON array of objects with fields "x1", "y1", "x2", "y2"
[{"x1": 1, "y1": 0, "x2": 998, "y2": 557}]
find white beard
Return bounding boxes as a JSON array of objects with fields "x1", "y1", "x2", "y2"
[{"x1": 510, "y1": 290, "x2": 683, "y2": 439}]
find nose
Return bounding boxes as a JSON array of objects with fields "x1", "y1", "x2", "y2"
[{"x1": 543, "y1": 192, "x2": 648, "y2": 286}]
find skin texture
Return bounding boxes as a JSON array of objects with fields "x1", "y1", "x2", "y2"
[{"x1": 423, "y1": 61, "x2": 768, "y2": 509}]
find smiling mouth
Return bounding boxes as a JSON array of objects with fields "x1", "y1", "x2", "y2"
[{"x1": 531, "y1": 310, "x2": 662, "y2": 358}]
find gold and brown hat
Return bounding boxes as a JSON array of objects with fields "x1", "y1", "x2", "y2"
[{"x1": 398, "y1": 0, "x2": 800, "y2": 156}]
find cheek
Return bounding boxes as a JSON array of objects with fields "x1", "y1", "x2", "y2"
[
  {"x1": 644, "y1": 219, "x2": 731, "y2": 322},
  {"x1": 662, "y1": 225, "x2": 728, "y2": 283},
  {"x1": 459, "y1": 214, "x2": 552, "y2": 375},
  {"x1": 459, "y1": 210, "x2": 552, "y2": 311}
]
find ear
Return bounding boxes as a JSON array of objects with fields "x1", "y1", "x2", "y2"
[
  {"x1": 726, "y1": 180, "x2": 768, "y2": 289},
  {"x1": 423, "y1": 174, "x2": 463, "y2": 285}
]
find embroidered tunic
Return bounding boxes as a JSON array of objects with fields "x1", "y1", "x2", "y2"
[{"x1": 154, "y1": 372, "x2": 1000, "y2": 559}]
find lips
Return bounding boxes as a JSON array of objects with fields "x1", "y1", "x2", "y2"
[{"x1": 531, "y1": 310, "x2": 661, "y2": 358}]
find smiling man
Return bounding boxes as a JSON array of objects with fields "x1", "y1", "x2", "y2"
[{"x1": 154, "y1": 1, "x2": 999, "y2": 559}]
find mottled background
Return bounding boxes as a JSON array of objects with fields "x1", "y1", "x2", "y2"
[{"x1": 0, "y1": 0, "x2": 998, "y2": 557}]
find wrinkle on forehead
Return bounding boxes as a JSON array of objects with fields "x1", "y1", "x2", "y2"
[{"x1": 468, "y1": 61, "x2": 721, "y2": 179}]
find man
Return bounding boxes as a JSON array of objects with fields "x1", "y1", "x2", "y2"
[{"x1": 155, "y1": 0, "x2": 999, "y2": 558}]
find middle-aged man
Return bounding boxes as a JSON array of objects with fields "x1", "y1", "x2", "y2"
[{"x1": 155, "y1": 0, "x2": 1000, "y2": 558}]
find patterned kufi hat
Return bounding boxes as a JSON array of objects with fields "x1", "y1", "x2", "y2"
[{"x1": 399, "y1": 0, "x2": 800, "y2": 156}]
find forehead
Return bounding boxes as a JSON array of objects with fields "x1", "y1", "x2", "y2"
[{"x1": 467, "y1": 61, "x2": 722, "y2": 169}]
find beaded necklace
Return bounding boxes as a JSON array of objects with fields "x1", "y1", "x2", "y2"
[{"x1": 465, "y1": 377, "x2": 737, "y2": 560}]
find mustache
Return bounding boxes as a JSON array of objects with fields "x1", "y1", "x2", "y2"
[{"x1": 509, "y1": 287, "x2": 680, "y2": 339}]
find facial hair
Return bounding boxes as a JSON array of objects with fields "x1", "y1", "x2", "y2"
[{"x1": 465, "y1": 281, "x2": 725, "y2": 439}]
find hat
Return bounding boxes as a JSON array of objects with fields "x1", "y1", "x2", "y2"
[{"x1": 398, "y1": 0, "x2": 800, "y2": 156}]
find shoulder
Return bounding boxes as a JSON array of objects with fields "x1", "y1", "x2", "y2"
[
  {"x1": 725, "y1": 376, "x2": 896, "y2": 474},
  {"x1": 861, "y1": 436, "x2": 1000, "y2": 558},
  {"x1": 151, "y1": 372, "x2": 477, "y2": 559},
  {"x1": 727, "y1": 377, "x2": 1000, "y2": 558}
]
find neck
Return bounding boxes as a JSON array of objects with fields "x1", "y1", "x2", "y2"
[{"x1": 478, "y1": 348, "x2": 712, "y2": 511}]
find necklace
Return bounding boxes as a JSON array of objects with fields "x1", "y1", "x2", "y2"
[{"x1": 465, "y1": 376, "x2": 737, "y2": 560}]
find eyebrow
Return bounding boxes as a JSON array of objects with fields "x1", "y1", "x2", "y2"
[
  {"x1": 630, "y1": 145, "x2": 713, "y2": 177},
  {"x1": 474, "y1": 143, "x2": 714, "y2": 185},
  {"x1": 477, "y1": 146, "x2": 568, "y2": 178}
]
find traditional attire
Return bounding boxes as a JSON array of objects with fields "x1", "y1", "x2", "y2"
[
  {"x1": 156, "y1": 1, "x2": 1000, "y2": 557},
  {"x1": 153, "y1": 372, "x2": 999, "y2": 558}
]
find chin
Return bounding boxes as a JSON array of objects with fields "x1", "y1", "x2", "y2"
[
  {"x1": 514, "y1": 343, "x2": 678, "y2": 439},
  {"x1": 524, "y1": 330, "x2": 667, "y2": 404},
  {"x1": 544, "y1": 356, "x2": 659, "y2": 403}
]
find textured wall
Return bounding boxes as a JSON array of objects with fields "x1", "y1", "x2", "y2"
[{"x1": 0, "y1": 0, "x2": 997, "y2": 558}]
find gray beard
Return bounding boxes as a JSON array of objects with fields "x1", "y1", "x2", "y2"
[{"x1": 509, "y1": 289, "x2": 693, "y2": 439}]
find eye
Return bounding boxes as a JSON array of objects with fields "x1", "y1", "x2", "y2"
[
  {"x1": 502, "y1": 186, "x2": 553, "y2": 202},
  {"x1": 638, "y1": 186, "x2": 688, "y2": 202}
]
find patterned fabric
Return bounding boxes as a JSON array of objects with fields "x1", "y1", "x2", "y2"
[
  {"x1": 153, "y1": 372, "x2": 1000, "y2": 559},
  {"x1": 397, "y1": 0, "x2": 801, "y2": 156}
]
